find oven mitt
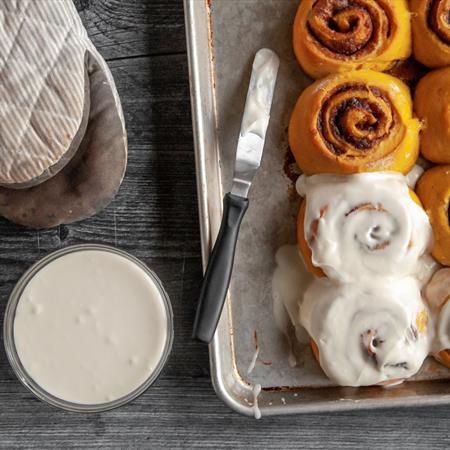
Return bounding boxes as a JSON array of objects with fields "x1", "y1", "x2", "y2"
[{"x1": 0, "y1": 0, "x2": 127, "y2": 227}]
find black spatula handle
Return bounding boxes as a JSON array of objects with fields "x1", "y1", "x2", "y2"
[{"x1": 192, "y1": 193, "x2": 249, "y2": 343}]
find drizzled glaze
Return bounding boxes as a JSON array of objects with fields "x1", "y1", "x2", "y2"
[
  {"x1": 297, "y1": 172, "x2": 432, "y2": 283},
  {"x1": 405, "y1": 164, "x2": 424, "y2": 189},
  {"x1": 272, "y1": 245, "x2": 313, "y2": 342},
  {"x1": 300, "y1": 277, "x2": 431, "y2": 387},
  {"x1": 272, "y1": 245, "x2": 313, "y2": 366}
]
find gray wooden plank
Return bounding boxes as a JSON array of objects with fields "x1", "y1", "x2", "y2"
[
  {"x1": 0, "y1": 0, "x2": 449, "y2": 449},
  {"x1": 73, "y1": 0, "x2": 187, "y2": 59}
]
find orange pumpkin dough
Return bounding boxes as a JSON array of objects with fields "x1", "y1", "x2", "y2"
[
  {"x1": 293, "y1": 0, "x2": 412, "y2": 79},
  {"x1": 411, "y1": 0, "x2": 450, "y2": 68},
  {"x1": 415, "y1": 67, "x2": 450, "y2": 163},
  {"x1": 435, "y1": 350, "x2": 450, "y2": 368},
  {"x1": 289, "y1": 70, "x2": 420, "y2": 175},
  {"x1": 416, "y1": 166, "x2": 450, "y2": 266}
]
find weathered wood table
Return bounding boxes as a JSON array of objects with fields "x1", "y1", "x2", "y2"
[{"x1": 0, "y1": 1, "x2": 449, "y2": 448}]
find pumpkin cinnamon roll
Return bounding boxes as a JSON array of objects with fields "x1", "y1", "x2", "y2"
[
  {"x1": 416, "y1": 166, "x2": 450, "y2": 266},
  {"x1": 296, "y1": 172, "x2": 432, "y2": 282},
  {"x1": 415, "y1": 68, "x2": 450, "y2": 163},
  {"x1": 293, "y1": 0, "x2": 411, "y2": 79},
  {"x1": 410, "y1": 0, "x2": 450, "y2": 68},
  {"x1": 424, "y1": 269, "x2": 450, "y2": 368},
  {"x1": 300, "y1": 277, "x2": 430, "y2": 387},
  {"x1": 297, "y1": 201, "x2": 326, "y2": 278},
  {"x1": 289, "y1": 70, "x2": 420, "y2": 175}
]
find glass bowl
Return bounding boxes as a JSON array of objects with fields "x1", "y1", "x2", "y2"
[{"x1": 4, "y1": 244, "x2": 174, "y2": 413}]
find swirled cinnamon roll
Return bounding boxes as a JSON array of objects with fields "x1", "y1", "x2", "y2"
[
  {"x1": 289, "y1": 70, "x2": 420, "y2": 175},
  {"x1": 424, "y1": 269, "x2": 450, "y2": 368},
  {"x1": 300, "y1": 277, "x2": 431, "y2": 386},
  {"x1": 293, "y1": 0, "x2": 411, "y2": 79},
  {"x1": 411, "y1": 0, "x2": 450, "y2": 68},
  {"x1": 416, "y1": 166, "x2": 450, "y2": 266},
  {"x1": 415, "y1": 68, "x2": 450, "y2": 164},
  {"x1": 296, "y1": 172, "x2": 432, "y2": 282}
]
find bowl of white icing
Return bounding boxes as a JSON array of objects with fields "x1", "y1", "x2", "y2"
[{"x1": 4, "y1": 244, "x2": 173, "y2": 412}]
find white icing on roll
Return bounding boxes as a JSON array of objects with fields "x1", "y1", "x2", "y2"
[
  {"x1": 300, "y1": 277, "x2": 430, "y2": 387},
  {"x1": 405, "y1": 164, "x2": 424, "y2": 189},
  {"x1": 296, "y1": 172, "x2": 432, "y2": 283},
  {"x1": 272, "y1": 245, "x2": 313, "y2": 340},
  {"x1": 424, "y1": 269, "x2": 450, "y2": 351}
]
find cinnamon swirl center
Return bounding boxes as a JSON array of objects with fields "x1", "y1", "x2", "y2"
[
  {"x1": 318, "y1": 83, "x2": 395, "y2": 155},
  {"x1": 428, "y1": 0, "x2": 450, "y2": 45},
  {"x1": 307, "y1": 0, "x2": 390, "y2": 58}
]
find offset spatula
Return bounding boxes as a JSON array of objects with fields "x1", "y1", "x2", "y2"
[{"x1": 193, "y1": 48, "x2": 280, "y2": 343}]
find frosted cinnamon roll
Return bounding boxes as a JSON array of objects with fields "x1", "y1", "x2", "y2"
[
  {"x1": 300, "y1": 277, "x2": 430, "y2": 387},
  {"x1": 424, "y1": 269, "x2": 450, "y2": 368},
  {"x1": 297, "y1": 172, "x2": 432, "y2": 282},
  {"x1": 289, "y1": 70, "x2": 420, "y2": 175},
  {"x1": 293, "y1": 0, "x2": 411, "y2": 79},
  {"x1": 411, "y1": 0, "x2": 450, "y2": 68}
]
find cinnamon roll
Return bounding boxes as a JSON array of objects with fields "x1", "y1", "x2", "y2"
[
  {"x1": 411, "y1": 0, "x2": 450, "y2": 68},
  {"x1": 293, "y1": 0, "x2": 412, "y2": 79},
  {"x1": 415, "y1": 68, "x2": 450, "y2": 164},
  {"x1": 424, "y1": 268, "x2": 450, "y2": 368},
  {"x1": 289, "y1": 70, "x2": 420, "y2": 175},
  {"x1": 297, "y1": 172, "x2": 432, "y2": 282},
  {"x1": 300, "y1": 277, "x2": 430, "y2": 387},
  {"x1": 416, "y1": 166, "x2": 450, "y2": 266},
  {"x1": 297, "y1": 201, "x2": 326, "y2": 278}
]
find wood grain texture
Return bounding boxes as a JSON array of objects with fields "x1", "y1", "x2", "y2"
[
  {"x1": 74, "y1": 0, "x2": 186, "y2": 59},
  {"x1": 0, "y1": 0, "x2": 449, "y2": 448}
]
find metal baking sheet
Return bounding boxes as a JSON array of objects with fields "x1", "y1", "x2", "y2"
[{"x1": 184, "y1": 0, "x2": 450, "y2": 416}]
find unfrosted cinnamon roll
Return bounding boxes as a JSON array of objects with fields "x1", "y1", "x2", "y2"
[
  {"x1": 416, "y1": 166, "x2": 450, "y2": 266},
  {"x1": 296, "y1": 172, "x2": 432, "y2": 282},
  {"x1": 289, "y1": 70, "x2": 420, "y2": 175},
  {"x1": 424, "y1": 268, "x2": 450, "y2": 368},
  {"x1": 415, "y1": 68, "x2": 450, "y2": 164},
  {"x1": 293, "y1": 0, "x2": 411, "y2": 79},
  {"x1": 411, "y1": 0, "x2": 450, "y2": 68},
  {"x1": 300, "y1": 277, "x2": 430, "y2": 387}
]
